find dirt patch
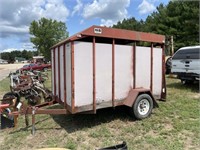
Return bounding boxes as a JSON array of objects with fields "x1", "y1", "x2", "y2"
[
  {"x1": 0, "y1": 133, "x2": 5, "y2": 145},
  {"x1": 0, "y1": 63, "x2": 26, "y2": 70},
  {"x1": 164, "y1": 123, "x2": 173, "y2": 131},
  {"x1": 193, "y1": 93, "x2": 200, "y2": 99}
]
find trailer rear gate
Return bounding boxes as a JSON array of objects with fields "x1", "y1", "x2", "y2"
[{"x1": 51, "y1": 25, "x2": 166, "y2": 114}]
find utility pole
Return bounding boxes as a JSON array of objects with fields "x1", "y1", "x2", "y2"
[{"x1": 171, "y1": 36, "x2": 174, "y2": 55}]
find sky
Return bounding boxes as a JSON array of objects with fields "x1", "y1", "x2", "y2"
[{"x1": 0, "y1": 0, "x2": 170, "y2": 53}]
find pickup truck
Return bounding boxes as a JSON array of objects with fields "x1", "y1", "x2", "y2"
[
  {"x1": 171, "y1": 46, "x2": 200, "y2": 84},
  {"x1": 20, "y1": 63, "x2": 51, "y2": 72}
]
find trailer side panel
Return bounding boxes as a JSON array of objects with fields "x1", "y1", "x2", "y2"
[
  {"x1": 96, "y1": 43, "x2": 112, "y2": 103},
  {"x1": 115, "y1": 45, "x2": 133, "y2": 100},
  {"x1": 66, "y1": 43, "x2": 72, "y2": 106},
  {"x1": 55, "y1": 47, "x2": 59, "y2": 96},
  {"x1": 74, "y1": 42, "x2": 93, "y2": 107},
  {"x1": 59, "y1": 45, "x2": 64, "y2": 102},
  {"x1": 51, "y1": 49, "x2": 54, "y2": 95},
  {"x1": 135, "y1": 46, "x2": 151, "y2": 89},
  {"x1": 153, "y1": 47, "x2": 162, "y2": 98}
]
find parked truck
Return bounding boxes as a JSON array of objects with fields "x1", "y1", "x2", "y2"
[{"x1": 171, "y1": 45, "x2": 200, "y2": 84}]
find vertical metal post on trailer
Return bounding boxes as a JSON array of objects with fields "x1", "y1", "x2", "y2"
[
  {"x1": 71, "y1": 42, "x2": 75, "y2": 112},
  {"x1": 112, "y1": 39, "x2": 115, "y2": 107},
  {"x1": 161, "y1": 44, "x2": 167, "y2": 100},
  {"x1": 53, "y1": 48, "x2": 56, "y2": 96},
  {"x1": 150, "y1": 43, "x2": 153, "y2": 91},
  {"x1": 31, "y1": 107, "x2": 36, "y2": 135},
  {"x1": 63, "y1": 43, "x2": 67, "y2": 109},
  {"x1": 58, "y1": 46, "x2": 61, "y2": 99},
  {"x1": 92, "y1": 37, "x2": 96, "y2": 113},
  {"x1": 132, "y1": 42, "x2": 136, "y2": 89}
]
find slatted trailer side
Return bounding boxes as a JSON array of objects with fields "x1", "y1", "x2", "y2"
[{"x1": 51, "y1": 25, "x2": 166, "y2": 117}]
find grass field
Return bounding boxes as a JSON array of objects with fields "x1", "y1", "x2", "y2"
[{"x1": 0, "y1": 73, "x2": 199, "y2": 150}]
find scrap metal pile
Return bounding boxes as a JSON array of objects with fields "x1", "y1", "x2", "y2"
[{"x1": 0, "y1": 70, "x2": 53, "y2": 129}]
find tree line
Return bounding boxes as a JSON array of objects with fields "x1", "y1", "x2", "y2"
[
  {"x1": 113, "y1": 1, "x2": 199, "y2": 54},
  {"x1": 0, "y1": 50, "x2": 38, "y2": 63}
]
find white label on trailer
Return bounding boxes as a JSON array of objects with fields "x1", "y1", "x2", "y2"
[{"x1": 94, "y1": 28, "x2": 102, "y2": 34}]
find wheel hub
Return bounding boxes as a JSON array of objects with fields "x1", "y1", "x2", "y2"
[{"x1": 138, "y1": 99, "x2": 150, "y2": 115}]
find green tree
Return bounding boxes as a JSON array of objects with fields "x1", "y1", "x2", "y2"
[
  {"x1": 29, "y1": 18, "x2": 68, "y2": 60},
  {"x1": 144, "y1": 1, "x2": 199, "y2": 51},
  {"x1": 1, "y1": 52, "x2": 10, "y2": 60},
  {"x1": 21, "y1": 50, "x2": 33, "y2": 60},
  {"x1": 113, "y1": 17, "x2": 144, "y2": 31},
  {"x1": 112, "y1": 1, "x2": 199, "y2": 53}
]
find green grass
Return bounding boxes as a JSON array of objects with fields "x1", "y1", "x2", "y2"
[
  {"x1": 0, "y1": 74, "x2": 199, "y2": 150},
  {"x1": 0, "y1": 77, "x2": 10, "y2": 98}
]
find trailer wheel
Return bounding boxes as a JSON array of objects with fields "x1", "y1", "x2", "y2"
[{"x1": 130, "y1": 94, "x2": 153, "y2": 120}]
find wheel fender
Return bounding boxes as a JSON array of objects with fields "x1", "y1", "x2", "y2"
[{"x1": 123, "y1": 88, "x2": 158, "y2": 108}]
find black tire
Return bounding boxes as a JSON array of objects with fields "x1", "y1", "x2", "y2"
[
  {"x1": 130, "y1": 94, "x2": 153, "y2": 120},
  {"x1": 2, "y1": 92, "x2": 18, "y2": 107}
]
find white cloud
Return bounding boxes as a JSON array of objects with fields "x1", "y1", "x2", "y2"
[
  {"x1": 83, "y1": 0, "x2": 130, "y2": 26},
  {"x1": 138, "y1": 0, "x2": 156, "y2": 15},
  {"x1": 0, "y1": 0, "x2": 69, "y2": 51},
  {"x1": 22, "y1": 42, "x2": 36, "y2": 51},
  {"x1": 1, "y1": 48, "x2": 20, "y2": 53},
  {"x1": 1, "y1": 42, "x2": 36, "y2": 52},
  {"x1": 0, "y1": 25, "x2": 28, "y2": 35},
  {"x1": 100, "y1": 19, "x2": 115, "y2": 27},
  {"x1": 80, "y1": 19, "x2": 84, "y2": 25},
  {"x1": 72, "y1": 0, "x2": 83, "y2": 16}
]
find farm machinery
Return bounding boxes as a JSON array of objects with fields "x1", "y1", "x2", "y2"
[{"x1": 0, "y1": 70, "x2": 53, "y2": 129}]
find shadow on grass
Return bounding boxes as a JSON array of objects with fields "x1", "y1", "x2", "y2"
[
  {"x1": 7, "y1": 105, "x2": 137, "y2": 134},
  {"x1": 51, "y1": 106, "x2": 135, "y2": 133},
  {"x1": 8, "y1": 106, "x2": 135, "y2": 134},
  {"x1": 167, "y1": 80, "x2": 199, "y2": 93},
  {"x1": 9, "y1": 117, "x2": 50, "y2": 134}
]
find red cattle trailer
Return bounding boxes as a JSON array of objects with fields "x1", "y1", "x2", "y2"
[
  {"x1": 1, "y1": 25, "x2": 166, "y2": 133},
  {"x1": 50, "y1": 25, "x2": 166, "y2": 117}
]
